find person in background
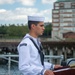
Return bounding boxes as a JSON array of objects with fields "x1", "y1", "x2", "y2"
[{"x1": 17, "y1": 16, "x2": 62, "y2": 75}]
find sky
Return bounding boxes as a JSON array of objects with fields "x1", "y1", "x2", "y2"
[{"x1": 0, "y1": 0, "x2": 57, "y2": 25}]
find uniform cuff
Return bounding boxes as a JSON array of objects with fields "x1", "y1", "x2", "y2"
[
  {"x1": 41, "y1": 68, "x2": 46, "y2": 75},
  {"x1": 50, "y1": 64, "x2": 55, "y2": 70}
]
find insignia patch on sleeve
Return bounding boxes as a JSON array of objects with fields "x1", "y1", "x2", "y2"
[{"x1": 20, "y1": 43, "x2": 27, "y2": 47}]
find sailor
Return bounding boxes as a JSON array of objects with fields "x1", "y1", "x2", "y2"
[{"x1": 17, "y1": 16, "x2": 62, "y2": 75}]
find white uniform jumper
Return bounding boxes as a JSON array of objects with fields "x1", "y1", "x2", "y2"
[{"x1": 17, "y1": 34, "x2": 54, "y2": 75}]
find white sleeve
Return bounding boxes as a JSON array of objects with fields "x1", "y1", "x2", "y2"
[
  {"x1": 44, "y1": 62, "x2": 55, "y2": 70},
  {"x1": 18, "y1": 44, "x2": 44, "y2": 75}
]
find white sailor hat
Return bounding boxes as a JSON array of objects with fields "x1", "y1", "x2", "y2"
[{"x1": 28, "y1": 16, "x2": 45, "y2": 22}]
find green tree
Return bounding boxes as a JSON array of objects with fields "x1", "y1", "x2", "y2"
[
  {"x1": 0, "y1": 25, "x2": 7, "y2": 34},
  {"x1": 43, "y1": 23, "x2": 52, "y2": 37},
  {"x1": 6, "y1": 24, "x2": 29, "y2": 38}
]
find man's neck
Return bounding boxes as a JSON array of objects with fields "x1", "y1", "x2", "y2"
[{"x1": 29, "y1": 32, "x2": 38, "y2": 38}]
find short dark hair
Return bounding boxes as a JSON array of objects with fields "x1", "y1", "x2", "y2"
[{"x1": 28, "y1": 21, "x2": 40, "y2": 29}]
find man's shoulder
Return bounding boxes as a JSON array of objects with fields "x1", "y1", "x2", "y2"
[
  {"x1": 21, "y1": 37, "x2": 31, "y2": 44},
  {"x1": 18, "y1": 38, "x2": 31, "y2": 48}
]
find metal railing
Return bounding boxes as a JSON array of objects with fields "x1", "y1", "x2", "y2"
[
  {"x1": 45, "y1": 55, "x2": 63, "y2": 64},
  {"x1": 0, "y1": 53, "x2": 63, "y2": 75},
  {"x1": 0, "y1": 53, "x2": 19, "y2": 75}
]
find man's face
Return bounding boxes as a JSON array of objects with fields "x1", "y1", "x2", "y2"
[{"x1": 34, "y1": 22, "x2": 45, "y2": 36}]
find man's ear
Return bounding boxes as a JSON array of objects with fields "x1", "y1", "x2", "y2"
[{"x1": 31, "y1": 24, "x2": 36, "y2": 29}]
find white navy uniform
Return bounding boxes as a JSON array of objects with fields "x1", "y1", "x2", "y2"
[{"x1": 17, "y1": 34, "x2": 54, "y2": 75}]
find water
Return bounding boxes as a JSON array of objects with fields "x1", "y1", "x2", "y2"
[{"x1": 0, "y1": 61, "x2": 21, "y2": 75}]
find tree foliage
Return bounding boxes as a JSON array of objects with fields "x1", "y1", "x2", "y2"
[
  {"x1": 43, "y1": 23, "x2": 52, "y2": 37},
  {"x1": 0, "y1": 24, "x2": 29, "y2": 38}
]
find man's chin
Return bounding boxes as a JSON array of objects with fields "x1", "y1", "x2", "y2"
[
  {"x1": 38, "y1": 33, "x2": 43, "y2": 36},
  {"x1": 40, "y1": 33, "x2": 43, "y2": 36}
]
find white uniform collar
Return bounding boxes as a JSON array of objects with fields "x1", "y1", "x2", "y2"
[
  {"x1": 24, "y1": 33, "x2": 41, "y2": 48},
  {"x1": 24, "y1": 33, "x2": 38, "y2": 40}
]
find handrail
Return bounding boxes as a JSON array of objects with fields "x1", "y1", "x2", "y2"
[
  {"x1": 45, "y1": 55, "x2": 63, "y2": 59},
  {"x1": 45, "y1": 55, "x2": 63, "y2": 63},
  {"x1": 0, "y1": 54, "x2": 19, "y2": 75}
]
